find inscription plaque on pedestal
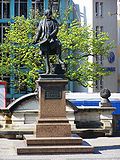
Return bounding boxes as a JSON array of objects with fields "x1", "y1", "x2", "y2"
[{"x1": 45, "y1": 87, "x2": 62, "y2": 99}]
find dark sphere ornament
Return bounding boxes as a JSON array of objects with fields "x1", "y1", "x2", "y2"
[{"x1": 100, "y1": 88, "x2": 111, "y2": 99}]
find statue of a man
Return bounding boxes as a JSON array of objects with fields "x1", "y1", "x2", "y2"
[{"x1": 34, "y1": 9, "x2": 63, "y2": 74}]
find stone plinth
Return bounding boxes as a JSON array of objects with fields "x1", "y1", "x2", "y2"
[
  {"x1": 26, "y1": 136, "x2": 83, "y2": 146},
  {"x1": 37, "y1": 76, "x2": 68, "y2": 118},
  {"x1": 36, "y1": 121, "x2": 71, "y2": 137},
  {"x1": 18, "y1": 145, "x2": 94, "y2": 154},
  {"x1": 36, "y1": 75, "x2": 71, "y2": 137},
  {"x1": 17, "y1": 135, "x2": 94, "y2": 155},
  {"x1": 17, "y1": 74, "x2": 94, "y2": 154}
]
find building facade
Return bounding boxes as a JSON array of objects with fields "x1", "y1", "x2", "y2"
[
  {"x1": 73, "y1": 0, "x2": 118, "y2": 93},
  {"x1": 117, "y1": 0, "x2": 120, "y2": 92}
]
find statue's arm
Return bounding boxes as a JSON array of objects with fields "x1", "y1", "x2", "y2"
[
  {"x1": 34, "y1": 22, "x2": 42, "y2": 43},
  {"x1": 49, "y1": 20, "x2": 59, "y2": 39}
]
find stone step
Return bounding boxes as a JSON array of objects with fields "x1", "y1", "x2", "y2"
[
  {"x1": 26, "y1": 136, "x2": 83, "y2": 146},
  {"x1": 17, "y1": 145, "x2": 94, "y2": 155}
]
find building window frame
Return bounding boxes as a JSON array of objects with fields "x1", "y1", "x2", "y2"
[
  {"x1": 48, "y1": 0, "x2": 60, "y2": 13},
  {"x1": 15, "y1": 0, "x2": 27, "y2": 18},
  {"x1": 0, "y1": 23, "x2": 9, "y2": 43},
  {"x1": 95, "y1": 25, "x2": 103, "y2": 65},
  {"x1": 0, "y1": 0, "x2": 10, "y2": 19},
  {"x1": 32, "y1": 0, "x2": 44, "y2": 17},
  {"x1": 95, "y1": 25, "x2": 104, "y2": 36},
  {"x1": 95, "y1": 1, "x2": 103, "y2": 17},
  {"x1": 95, "y1": 75, "x2": 103, "y2": 91}
]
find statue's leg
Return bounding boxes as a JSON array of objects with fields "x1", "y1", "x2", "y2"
[
  {"x1": 58, "y1": 44, "x2": 64, "y2": 64},
  {"x1": 45, "y1": 52, "x2": 50, "y2": 74},
  {"x1": 55, "y1": 40, "x2": 64, "y2": 64}
]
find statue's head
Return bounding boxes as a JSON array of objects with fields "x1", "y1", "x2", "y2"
[{"x1": 44, "y1": 9, "x2": 52, "y2": 18}]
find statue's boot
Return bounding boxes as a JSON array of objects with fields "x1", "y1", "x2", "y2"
[
  {"x1": 59, "y1": 58, "x2": 64, "y2": 64},
  {"x1": 46, "y1": 68, "x2": 50, "y2": 74},
  {"x1": 58, "y1": 55, "x2": 64, "y2": 64}
]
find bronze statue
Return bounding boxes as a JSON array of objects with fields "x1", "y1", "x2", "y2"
[{"x1": 34, "y1": 9, "x2": 63, "y2": 74}]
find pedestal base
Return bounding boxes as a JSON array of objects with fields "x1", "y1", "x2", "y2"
[
  {"x1": 17, "y1": 75, "x2": 94, "y2": 154},
  {"x1": 36, "y1": 118, "x2": 71, "y2": 137},
  {"x1": 36, "y1": 123, "x2": 71, "y2": 137},
  {"x1": 17, "y1": 136, "x2": 94, "y2": 154}
]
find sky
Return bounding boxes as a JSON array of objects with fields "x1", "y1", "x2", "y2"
[{"x1": 72, "y1": 0, "x2": 80, "y2": 4}]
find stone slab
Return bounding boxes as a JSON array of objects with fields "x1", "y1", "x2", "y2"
[
  {"x1": 17, "y1": 145, "x2": 94, "y2": 155},
  {"x1": 25, "y1": 136, "x2": 83, "y2": 146},
  {"x1": 36, "y1": 123, "x2": 71, "y2": 137}
]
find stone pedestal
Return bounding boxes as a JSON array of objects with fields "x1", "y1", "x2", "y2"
[
  {"x1": 17, "y1": 74, "x2": 94, "y2": 154},
  {"x1": 36, "y1": 75, "x2": 71, "y2": 137}
]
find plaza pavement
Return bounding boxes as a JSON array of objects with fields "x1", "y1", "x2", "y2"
[{"x1": 0, "y1": 137, "x2": 120, "y2": 160}]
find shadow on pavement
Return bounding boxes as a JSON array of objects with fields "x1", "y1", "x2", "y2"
[
  {"x1": 82, "y1": 140, "x2": 101, "y2": 154},
  {"x1": 95, "y1": 145, "x2": 120, "y2": 151}
]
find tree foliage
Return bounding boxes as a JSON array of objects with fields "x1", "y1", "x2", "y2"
[
  {"x1": 0, "y1": 16, "x2": 114, "y2": 91},
  {"x1": 58, "y1": 20, "x2": 114, "y2": 87},
  {"x1": 0, "y1": 16, "x2": 43, "y2": 90}
]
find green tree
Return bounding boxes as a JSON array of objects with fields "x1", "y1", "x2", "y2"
[
  {"x1": 0, "y1": 16, "x2": 113, "y2": 91},
  {"x1": 58, "y1": 20, "x2": 114, "y2": 87},
  {"x1": 0, "y1": 16, "x2": 43, "y2": 91}
]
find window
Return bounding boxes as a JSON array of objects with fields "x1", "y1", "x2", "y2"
[
  {"x1": 95, "y1": 54, "x2": 103, "y2": 65},
  {"x1": 96, "y1": 25, "x2": 103, "y2": 34},
  {"x1": 95, "y1": 2, "x2": 103, "y2": 17},
  {"x1": 95, "y1": 76, "x2": 103, "y2": 91},
  {"x1": 0, "y1": 23, "x2": 8, "y2": 43},
  {"x1": 99, "y1": 2, "x2": 103, "y2": 16},
  {"x1": 49, "y1": 0, "x2": 59, "y2": 13},
  {"x1": 95, "y1": 24, "x2": 104, "y2": 91},
  {"x1": 100, "y1": 76, "x2": 103, "y2": 89},
  {"x1": 32, "y1": 0, "x2": 44, "y2": 16},
  {"x1": 95, "y1": 2, "x2": 99, "y2": 16},
  {"x1": 96, "y1": 26, "x2": 99, "y2": 37},
  {"x1": 95, "y1": 25, "x2": 103, "y2": 65},
  {"x1": 96, "y1": 25, "x2": 103, "y2": 37},
  {"x1": 15, "y1": 0, "x2": 27, "y2": 18},
  {"x1": 0, "y1": 0, "x2": 10, "y2": 19},
  {"x1": 100, "y1": 26, "x2": 103, "y2": 32}
]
